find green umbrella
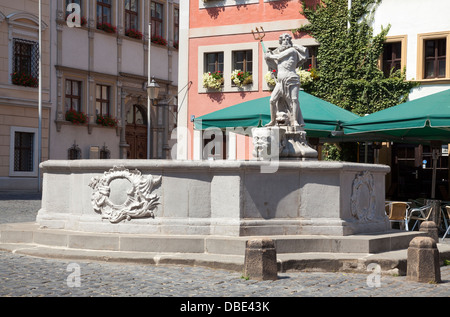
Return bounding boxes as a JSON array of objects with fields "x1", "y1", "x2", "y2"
[
  {"x1": 343, "y1": 88, "x2": 450, "y2": 199},
  {"x1": 342, "y1": 89, "x2": 450, "y2": 142},
  {"x1": 194, "y1": 91, "x2": 360, "y2": 138}
]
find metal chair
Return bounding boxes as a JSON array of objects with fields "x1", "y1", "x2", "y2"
[
  {"x1": 443, "y1": 206, "x2": 450, "y2": 241},
  {"x1": 409, "y1": 205, "x2": 433, "y2": 231},
  {"x1": 387, "y1": 202, "x2": 411, "y2": 231}
]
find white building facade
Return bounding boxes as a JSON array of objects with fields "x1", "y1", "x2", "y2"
[
  {"x1": 373, "y1": 0, "x2": 450, "y2": 99},
  {"x1": 50, "y1": 0, "x2": 179, "y2": 162}
]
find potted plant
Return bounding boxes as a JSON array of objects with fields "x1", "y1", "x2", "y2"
[
  {"x1": 65, "y1": 109, "x2": 88, "y2": 125},
  {"x1": 125, "y1": 28, "x2": 143, "y2": 40},
  {"x1": 97, "y1": 22, "x2": 116, "y2": 34},
  {"x1": 151, "y1": 35, "x2": 168, "y2": 46},
  {"x1": 264, "y1": 69, "x2": 277, "y2": 88},
  {"x1": 297, "y1": 69, "x2": 313, "y2": 85},
  {"x1": 11, "y1": 72, "x2": 38, "y2": 88},
  {"x1": 96, "y1": 114, "x2": 118, "y2": 128},
  {"x1": 231, "y1": 69, "x2": 252, "y2": 87},
  {"x1": 202, "y1": 71, "x2": 224, "y2": 90}
]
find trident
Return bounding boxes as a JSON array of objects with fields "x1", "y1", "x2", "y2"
[{"x1": 252, "y1": 27, "x2": 267, "y2": 53}]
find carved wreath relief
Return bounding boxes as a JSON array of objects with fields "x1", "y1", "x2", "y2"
[
  {"x1": 351, "y1": 171, "x2": 376, "y2": 222},
  {"x1": 88, "y1": 166, "x2": 162, "y2": 223}
]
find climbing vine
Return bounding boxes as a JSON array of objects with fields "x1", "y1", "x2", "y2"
[{"x1": 297, "y1": 0, "x2": 419, "y2": 159}]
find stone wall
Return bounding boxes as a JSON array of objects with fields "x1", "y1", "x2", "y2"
[{"x1": 37, "y1": 159, "x2": 391, "y2": 236}]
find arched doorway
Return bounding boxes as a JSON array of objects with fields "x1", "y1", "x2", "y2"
[{"x1": 125, "y1": 105, "x2": 147, "y2": 159}]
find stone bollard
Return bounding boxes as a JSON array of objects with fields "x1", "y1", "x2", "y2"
[
  {"x1": 419, "y1": 221, "x2": 439, "y2": 243},
  {"x1": 406, "y1": 237, "x2": 441, "y2": 283},
  {"x1": 244, "y1": 238, "x2": 278, "y2": 281}
]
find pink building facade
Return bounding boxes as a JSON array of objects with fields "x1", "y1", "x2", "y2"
[{"x1": 176, "y1": 0, "x2": 318, "y2": 160}]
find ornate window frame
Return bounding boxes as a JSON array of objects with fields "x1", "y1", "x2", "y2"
[
  {"x1": 200, "y1": 0, "x2": 259, "y2": 9},
  {"x1": 9, "y1": 126, "x2": 39, "y2": 177},
  {"x1": 417, "y1": 31, "x2": 450, "y2": 83},
  {"x1": 198, "y1": 42, "x2": 259, "y2": 93},
  {"x1": 379, "y1": 35, "x2": 407, "y2": 78},
  {"x1": 6, "y1": 12, "x2": 48, "y2": 86}
]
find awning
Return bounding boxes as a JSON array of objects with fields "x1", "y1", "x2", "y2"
[
  {"x1": 194, "y1": 91, "x2": 360, "y2": 138},
  {"x1": 342, "y1": 88, "x2": 450, "y2": 142}
]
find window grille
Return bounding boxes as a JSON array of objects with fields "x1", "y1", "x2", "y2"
[
  {"x1": 100, "y1": 144, "x2": 111, "y2": 159},
  {"x1": 12, "y1": 39, "x2": 39, "y2": 85},
  {"x1": 68, "y1": 142, "x2": 82, "y2": 160},
  {"x1": 14, "y1": 132, "x2": 34, "y2": 172}
]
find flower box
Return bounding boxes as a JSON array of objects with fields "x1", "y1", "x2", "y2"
[
  {"x1": 202, "y1": 71, "x2": 224, "y2": 90},
  {"x1": 65, "y1": 109, "x2": 88, "y2": 125},
  {"x1": 125, "y1": 28, "x2": 143, "y2": 40},
  {"x1": 96, "y1": 114, "x2": 118, "y2": 128},
  {"x1": 11, "y1": 72, "x2": 38, "y2": 88},
  {"x1": 264, "y1": 70, "x2": 277, "y2": 87},
  {"x1": 97, "y1": 22, "x2": 116, "y2": 34},
  {"x1": 151, "y1": 35, "x2": 168, "y2": 46},
  {"x1": 231, "y1": 69, "x2": 252, "y2": 87}
]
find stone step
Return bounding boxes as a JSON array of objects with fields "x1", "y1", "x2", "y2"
[
  {"x1": 0, "y1": 222, "x2": 427, "y2": 255},
  {"x1": 2, "y1": 241, "x2": 450, "y2": 276}
]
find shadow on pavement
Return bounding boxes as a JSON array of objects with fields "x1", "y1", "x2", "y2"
[{"x1": 0, "y1": 191, "x2": 42, "y2": 201}]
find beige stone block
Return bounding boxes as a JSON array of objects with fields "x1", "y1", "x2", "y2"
[
  {"x1": 0, "y1": 166, "x2": 9, "y2": 177},
  {"x1": 244, "y1": 238, "x2": 278, "y2": 281},
  {"x1": 406, "y1": 237, "x2": 441, "y2": 283},
  {"x1": 0, "y1": 106, "x2": 25, "y2": 116},
  {"x1": 0, "y1": 124, "x2": 9, "y2": 135}
]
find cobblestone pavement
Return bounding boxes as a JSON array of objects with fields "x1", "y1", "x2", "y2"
[{"x1": 1, "y1": 192, "x2": 449, "y2": 299}]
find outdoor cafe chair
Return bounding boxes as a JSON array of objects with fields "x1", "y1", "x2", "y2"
[
  {"x1": 386, "y1": 201, "x2": 411, "y2": 231},
  {"x1": 409, "y1": 205, "x2": 433, "y2": 231},
  {"x1": 443, "y1": 206, "x2": 450, "y2": 241}
]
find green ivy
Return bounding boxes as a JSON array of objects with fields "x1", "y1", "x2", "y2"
[
  {"x1": 298, "y1": 0, "x2": 419, "y2": 160},
  {"x1": 299, "y1": 0, "x2": 419, "y2": 115}
]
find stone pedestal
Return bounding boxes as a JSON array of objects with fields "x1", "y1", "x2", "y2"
[
  {"x1": 281, "y1": 127, "x2": 318, "y2": 160},
  {"x1": 244, "y1": 238, "x2": 278, "y2": 281},
  {"x1": 406, "y1": 237, "x2": 441, "y2": 283}
]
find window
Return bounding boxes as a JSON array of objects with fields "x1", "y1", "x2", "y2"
[
  {"x1": 125, "y1": 0, "x2": 138, "y2": 31},
  {"x1": 12, "y1": 39, "x2": 39, "y2": 86},
  {"x1": 205, "y1": 52, "x2": 224, "y2": 73},
  {"x1": 383, "y1": 42, "x2": 402, "y2": 77},
  {"x1": 198, "y1": 42, "x2": 259, "y2": 93},
  {"x1": 65, "y1": 80, "x2": 82, "y2": 112},
  {"x1": 14, "y1": 132, "x2": 34, "y2": 172},
  {"x1": 233, "y1": 50, "x2": 252, "y2": 73},
  {"x1": 303, "y1": 46, "x2": 318, "y2": 70},
  {"x1": 151, "y1": 2, "x2": 163, "y2": 38},
  {"x1": 174, "y1": 7, "x2": 179, "y2": 46},
  {"x1": 424, "y1": 39, "x2": 446, "y2": 79},
  {"x1": 96, "y1": 85, "x2": 110, "y2": 116},
  {"x1": 97, "y1": 0, "x2": 112, "y2": 25},
  {"x1": 126, "y1": 105, "x2": 146, "y2": 125}
]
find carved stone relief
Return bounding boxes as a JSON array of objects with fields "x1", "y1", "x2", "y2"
[
  {"x1": 351, "y1": 171, "x2": 376, "y2": 222},
  {"x1": 88, "y1": 166, "x2": 162, "y2": 223}
]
